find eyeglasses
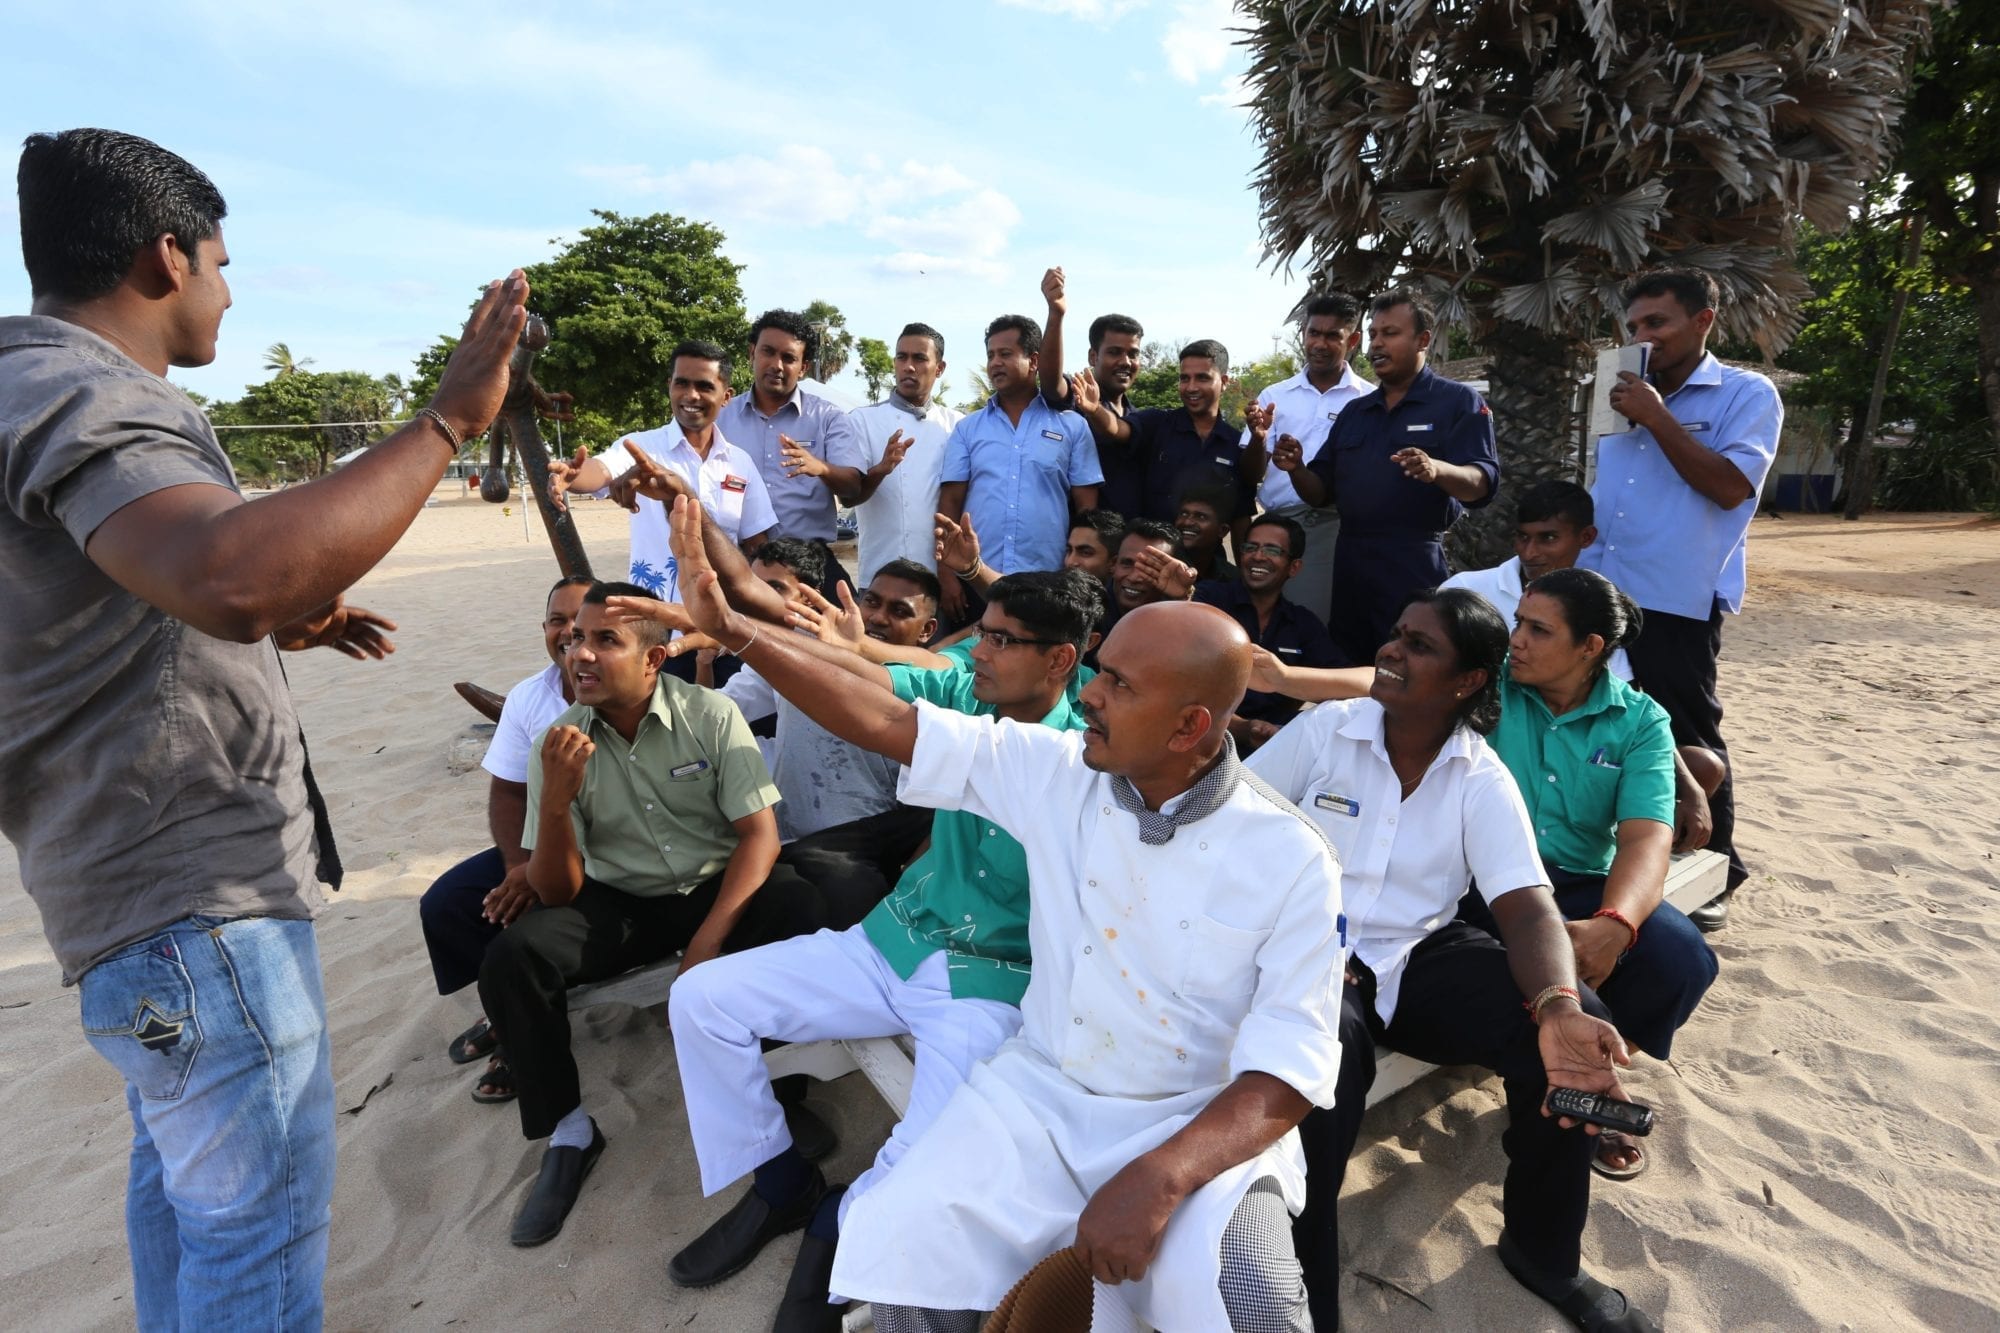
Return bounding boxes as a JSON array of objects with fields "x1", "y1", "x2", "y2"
[
  {"x1": 974, "y1": 626, "x2": 1065, "y2": 651},
  {"x1": 1240, "y1": 542, "x2": 1292, "y2": 559}
]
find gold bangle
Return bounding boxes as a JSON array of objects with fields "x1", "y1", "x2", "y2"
[
  {"x1": 416, "y1": 406, "x2": 462, "y2": 453},
  {"x1": 954, "y1": 558, "x2": 980, "y2": 580}
]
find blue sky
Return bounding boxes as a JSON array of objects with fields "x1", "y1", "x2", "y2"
[{"x1": 1, "y1": 0, "x2": 1309, "y2": 410}]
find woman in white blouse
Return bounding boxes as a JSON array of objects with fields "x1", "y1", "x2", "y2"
[{"x1": 1245, "y1": 587, "x2": 1658, "y2": 1333}]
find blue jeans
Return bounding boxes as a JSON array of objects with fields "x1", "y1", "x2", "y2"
[{"x1": 79, "y1": 916, "x2": 335, "y2": 1332}]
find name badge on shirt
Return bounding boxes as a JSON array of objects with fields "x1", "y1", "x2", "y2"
[
  {"x1": 1276, "y1": 646, "x2": 1302, "y2": 657},
  {"x1": 1682, "y1": 421, "x2": 1711, "y2": 432},
  {"x1": 670, "y1": 759, "x2": 710, "y2": 778},
  {"x1": 1405, "y1": 422, "x2": 1434, "y2": 432},
  {"x1": 1040, "y1": 429, "x2": 1064, "y2": 442},
  {"x1": 1327, "y1": 410, "x2": 1339, "y2": 421},
  {"x1": 1314, "y1": 792, "x2": 1360, "y2": 817},
  {"x1": 721, "y1": 475, "x2": 748, "y2": 493}
]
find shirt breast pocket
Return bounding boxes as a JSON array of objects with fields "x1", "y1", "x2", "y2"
[
  {"x1": 1573, "y1": 759, "x2": 1624, "y2": 828},
  {"x1": 1179, "y1": 916, "x2": 1272, "y2": 1001}
]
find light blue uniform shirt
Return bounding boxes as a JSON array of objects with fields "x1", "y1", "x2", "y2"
[
  {"x1": 718, "y1": 387, "x2": 868, "y2": 542},
  {"x1": 1581, "y1": 353, "x2": 1781, "y2": 619},
  {"x1": 943, "y1": 396, "x2": 1103, "y2": 575}
]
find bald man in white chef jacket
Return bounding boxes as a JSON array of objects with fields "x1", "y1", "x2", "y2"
[{"x1": 668, "y1": 493, "x2": 1344, "y2": 1332}]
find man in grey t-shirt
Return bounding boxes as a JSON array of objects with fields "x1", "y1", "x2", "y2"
[{"x1": 0, "y1": 128, "x2": 525, "y2": 1330}]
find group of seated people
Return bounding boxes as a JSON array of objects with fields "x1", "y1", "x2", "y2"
[{"x1": 415, "y1": 469, "x2": 1723, "y2": 1333}]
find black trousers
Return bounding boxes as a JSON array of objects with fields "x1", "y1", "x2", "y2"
[
  {"x1": 419, "y1": 846, "x2": 508, "y2": 995},
  {"x1": 478, "y1": 864, "x2": 829, "y2": 1140},
  {"x1": 1624, "y1": 599, "x2": 1745, "y2": 889},
  {"x1": 1295, "y1": 924, "x2": 1610, "y2": 1329},
  {"x1": 777, "y1": 802, "x2": 934, "y2": 929}
]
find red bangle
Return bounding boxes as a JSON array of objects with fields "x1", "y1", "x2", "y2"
[
  {"x1": 1592, "y1": 907, "x2": 1640, "y2": 951},
  {"x1": 1523, "y1": 984, "x2": 1580, "y2": 1020}
]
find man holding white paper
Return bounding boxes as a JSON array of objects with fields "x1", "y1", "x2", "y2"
[{"x1": 1581, "y1": 268, "x2": 1782, "y2": 931}]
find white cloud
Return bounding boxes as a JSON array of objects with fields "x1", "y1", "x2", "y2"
[
  {"x1": 1161, "y1": 0, "x2": 1234, "y2": 84},
  {"x1": 997, "y1": 0, "x2": 1150, "y2": 22},
  {"x1": 1199, "y1": 73, "x2": 1249, "y2": 109}
]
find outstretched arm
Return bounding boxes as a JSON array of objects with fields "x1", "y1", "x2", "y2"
[
  {"x1": 671, "y1": 496, "x2": 918, "y2": 763},
  {"x1": 85, "y1": 273, "x2": 529, "y2": 642}
]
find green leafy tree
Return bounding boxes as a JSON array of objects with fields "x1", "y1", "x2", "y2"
[
  {"x1": 801, "y1": 298, "x2": 856, "y2": 381},
  {"x1": 1126, "y1": 339, "x2": 1183, "y2": 412},
  {"x1": 211, "y1": 368, "x2": 402, "y2": 481},
  {"x1": 857, "y1": 336, "x2": 895, "y2": 400},
  {"x1": 1242, "y1": 0, "x2": 1934, "y2": 565},
  {"x1": 427, "y1": 210, "x2": 748, "y2": 445}
]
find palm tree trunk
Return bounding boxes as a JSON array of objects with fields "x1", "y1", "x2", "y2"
[
  {"x1": 1844, "y1": 216, "x2": 1926, "y2": 519},
  {"x1": 1448, "y1": 321, "x2": 1587, "y2": 571}
]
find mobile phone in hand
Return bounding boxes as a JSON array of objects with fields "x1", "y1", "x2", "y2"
[{"x1": 1547, "y1": 1087, "x2": 1655, "y2": 1136}]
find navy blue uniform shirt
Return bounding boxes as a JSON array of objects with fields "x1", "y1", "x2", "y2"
[{"x1": 1195, "y1": 579, "x2": 1342, "y2": 726}]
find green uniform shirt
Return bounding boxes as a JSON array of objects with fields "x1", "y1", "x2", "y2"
[
  {"x1": 523, "y1": 672, "x2": 780, "y2": 896},
  {"x1": 863, "y1": 658, "x2": 1090, "y2": 1004},
  {"x1": 1490, "y1": 661, "x2": 1675, "y2": 877}
]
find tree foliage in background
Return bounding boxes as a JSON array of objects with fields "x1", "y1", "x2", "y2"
[
  {"x1": 857, "y1": 336, "x2": 895, "y2": 400},
  {"x1": 801, "y1": 298, "x2": 856, "y2": 381},
  {"x1": 1126, "y1": 340, "x2": 1302, "y2": 423},
  {"x1": 1900, "y1": 0, "x2": 2000, "y2": 448},
  {"x1": 411, "y1": 211, "x2": 750, "y2": 448},
  {"x1": 209, "y1": 366, "x2": 406, "y2": 481},
  {"x1": 1242, "y1": 0, "x2": 1935, "y2": 565}
]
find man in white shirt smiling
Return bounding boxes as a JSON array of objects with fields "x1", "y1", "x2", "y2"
[
  {"x1": 846, "y1": 322, "x2": 961, "y2": 580},
  {"x1": 667, "y1": 493, "x2": 1344, "y2": 1332}
]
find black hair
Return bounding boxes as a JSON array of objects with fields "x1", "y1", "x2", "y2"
[
  {"x1": 985, "y1": 313, "x2": 1043, "y2": 358},
  {"x1": 750, "y1": 308, "x2": 816, "y2": 359},
  {"x1": 17, "y1": 128, "x2": 228, "y2": 302},
  {"x1": 869, "y1": 557, "x2": 942, "y2": 608},
  {"x1": 582, "y1": 580, "x2": 668, "y2": 648},
  {"x1": 898, "y1": 322, "x2": 944, "y2": 360},
  {"x1": 1400, "y1": 586, "x2": 1508, "y2": 734},
  {"x1": 1088, "y1": 313, "x2": 1144, "y2": 350},
  {"x1": 1069, "y1": 508, "x2": 1126, "y2": 546},
  {"x1": 670, "y1": 338, "x2": 733, "y2": 387},
  {"x1": 1174, "y1": 475, "x2": 1237, "y2": 521},
  {"x1": 1621, "y1": 267, "x2": 1719, "y2": 318},
  {"x1": 1514, "y1": 479, "x2": 1595, "y2": 530},
  {"x1": 1122, "y1": 517, "x2": 1180, "y2": 551},
  {"x1": 1179, "y1": 338, "x2": 1230, "y2": 377},
  {"x1": 1522, "y1": 568, "x2": 1644, "y2": 679},
  {"x1": 985, "y1": 569, "x2": 1104, "y2": 656},
  {"x1": 753, "y1": 537, "x2": 828, "y2": 590},
  {"x1": 1369, "y1": 287, "x2": 1437, "y2": 335},
  {"x1": 547, "y1": 573, "x2": 595, "y2": 603},
  {"x1": 1301, "y1": 291, "x2": 1363, "y2": 326},
  {"x1": 1246, "y1": 512, "x2": 1308, "y2": 562}
]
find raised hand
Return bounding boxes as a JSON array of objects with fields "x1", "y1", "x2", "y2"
[
  {"x1": 790, "y1": 582, "x2": 867, "y2": 651},
  {"x1": 1270, "y1": 433, "x2": 1305, "y2": 472},
  {"x1": 1243, "y1": 400, "x2": 1275, "y2": 447},
  {"x1": 547, "y1": 445, "x2": 589, "y2": 511},
  {"x1": 1041, "y1": 265, "x2": 1068, "y2": 314},
  {"x1": 1538, "y1": 1006, "x2": 1634, "y2": 1133},
  {"x1": 1391, "y1": 446, "x2": 1440, "y2": 484},
  {"x1": 427, "y1": 270, "x2": 530, "y2": 443},
  {"x1": 934, "y1": 510, "x2": 982, "y2": 576},
  {"x1": 779, "y1": 433, "x2": 828, "y2": 479},
  {"x1": 540, "y1": 725, "x2": 596, "y2": 808},
  {"x1": 1070, "y1": 369, "x2": 1101, "y2": 414},
  {"x1": 603, "y1": 595, "x2": 697, "y2": 636},
  {"x1": 1133, "y1": 544, "x2": 1197, "y2": 600},
  {"x1": 609, "y1": 440, "x2": 689, "y2": 511},
  {"x1": 276, "y1": 596, "x2": 398, "y2": 659},
  {"x1": 668, "y1": 495, "x2": 753, "y2": 649},
  {"x1": 1608, "y1": 369, "x2": 1667, "y2": 429},
  {"x1": 872, "y1": 429, "x2": 913, "y2": 478}
]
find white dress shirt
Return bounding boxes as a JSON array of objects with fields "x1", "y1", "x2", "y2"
[
  {"x1": 590, "y1": 421, "x2": 777, "y2": 607},
  {"x1": 1256, "y1": 364, "x2": 1367, "y2": 511},
  {"x1": 1442, "y1": 557, "x2": 1632, "y2": 681},
  {"x1": 849, "y1": 393, "x2": 961, "y2": 581},
  {"x1": 480, "y1": 663, "x2": 572, "y2": 784},
  {"x1": 832, "y1": 703, "x2": 1343, "y2": 1327},
  {"x1": 1245, "y1": 698, "x2": 1546, "y2": 1023}
]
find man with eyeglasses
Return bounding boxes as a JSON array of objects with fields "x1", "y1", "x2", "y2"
[
  {"x1": 1193, "y1": 514, "x2": 1340, "y2": 753},
  {"x1": 657, "y1": 492, "x2": 1103, "y2": 1328}
]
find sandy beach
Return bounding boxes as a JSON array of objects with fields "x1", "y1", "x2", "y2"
[{"x1": 2, "y1": 493, "x2": 1996, "y2": 1332}]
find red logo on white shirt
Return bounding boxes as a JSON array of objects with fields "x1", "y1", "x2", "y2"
[{"x1": 721, "y1": 475, "x2": 748, "y2": 493}]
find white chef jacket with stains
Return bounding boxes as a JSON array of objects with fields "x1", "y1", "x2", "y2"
[
  {"x1": 1245, "y1": 697, "x2": 1547, "y2": 1024},
  {"x1": 830, "y1": 701, "x2": 1345, "y2": 1328}
]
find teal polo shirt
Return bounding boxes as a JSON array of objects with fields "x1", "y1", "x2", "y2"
[
  {"x1": 1489, "y1": 661, "x2": 1675, "y2": 877},
  {"x1": 862, "y1": 658, "x2": 1089, "y2": 1004}
]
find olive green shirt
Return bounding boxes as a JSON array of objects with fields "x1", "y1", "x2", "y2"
[{"x1": 523, "y1": 672, "x2": 780, "y2": 896}]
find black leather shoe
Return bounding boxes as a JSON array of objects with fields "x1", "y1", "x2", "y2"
[
  {"x1": 1497, "y1": 1230, "x2": 1658, "y2": 1332},
  {"x1": 510, "y1": 1121, "x2": 606, "y2": 1247},
  {"x1": 774, "y1": 1205, "x2": 848, "y2": 1333},
  {"x1": 669, "y1": 1166, "x2": 827, "y2": 1288},
  {"x1": 785, "y1": 1100, "x2": 837, "y2": 1163},
  {"x1": 1688, "y1": 888, "x2": 1734, "y2": 934}
]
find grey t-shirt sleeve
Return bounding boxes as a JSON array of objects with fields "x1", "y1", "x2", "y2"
[{"x1": 7, "y1": 374, "x2": 237, "y2": 550}]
